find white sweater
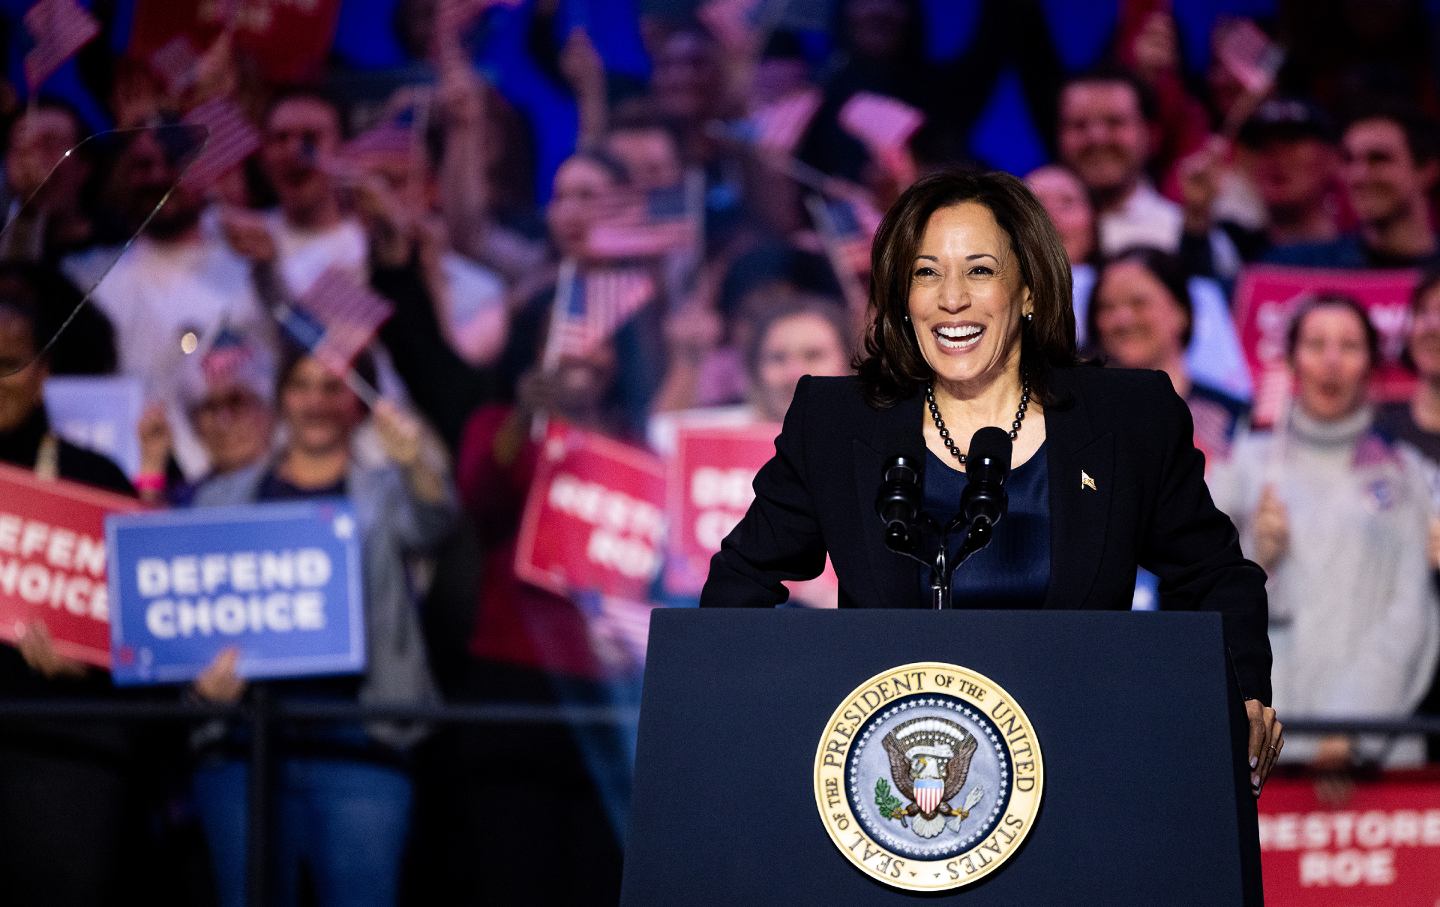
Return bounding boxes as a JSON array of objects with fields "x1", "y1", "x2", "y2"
[{"x1": 1209, "y1": 406, "x2": 1440, "y2": 766}]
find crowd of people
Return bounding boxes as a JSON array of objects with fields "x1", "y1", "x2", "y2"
[{"x1": 3, "y1": 0, "x2": 1440, "y2": 904}]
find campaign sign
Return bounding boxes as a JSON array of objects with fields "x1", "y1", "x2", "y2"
[
  {"x1": 1234, "y1": 266, "x2": 1418, "y2": 427},
  {"x1": 45, "y1": 376, "x2": 146, "y2": 477},
  {"x1": 105, "y1": 500, "x2": 364, "y2": 686},
  {"x1": 515, "y1": 422, "x2": 665, "y2": 602},
  {"x1": 1259, "y1": 769, "x2": 1440, "y2": 903},
  {"x1": 663, "y1": 422, "x2": 838, "y2": 606},
  {"x1": 0, "y1": 464, "x2": 145, "y2": 668},
  {"x1": 664, "y1": 423, "x2": 779, "y2": 596}
]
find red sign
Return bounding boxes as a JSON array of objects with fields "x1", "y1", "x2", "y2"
[
  {"x1": 515, "y1": 422, "x2": 666, "y2": 602},
  {"x1": 129, "y1": 0, "x2": 342, "y2": 85},
  {"x1": 665, "y1": 423, "x2": 779, "y2": 596},
  {"x1": 664, "y1": 422, "x2": 838, "y2": 606},
  {"x1": 1259, "y1": 770, "x2": 1440, "y2": 904},
  {"x1": 1234, "y1": 266, "x2": 1418, "y2": 427},
  {"x1": 0, "y1": 464, "x2": 144, "y2": 667}
]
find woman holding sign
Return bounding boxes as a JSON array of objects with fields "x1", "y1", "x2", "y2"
[
  {"x1": 699, "y1": 169, "x2": 1283, "y2": 794},
  {"x1": 187, "y1": 346, "x2": 454, "y2": 907}
]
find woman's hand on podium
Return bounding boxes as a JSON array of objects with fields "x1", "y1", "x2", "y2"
[{"x1": 1245, "y1": 699, "x2": 1283, "y2": 797}]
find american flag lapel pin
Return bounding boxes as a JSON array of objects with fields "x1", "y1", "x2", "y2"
[{"x1": 1081, "y1": 470, "x2": 1097, "y2": 492}]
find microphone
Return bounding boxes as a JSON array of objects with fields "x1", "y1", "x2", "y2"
[
  {"x1": 876, "y1": 455, "x2": 922, "y2": 552},
  {"x1": 960, "y1": 427, "x2": 1012, "y2": 531}
]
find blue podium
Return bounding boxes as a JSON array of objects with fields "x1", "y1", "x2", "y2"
[{"x1": 621, "y1": 609, "x2": 1261, "y2": 904}]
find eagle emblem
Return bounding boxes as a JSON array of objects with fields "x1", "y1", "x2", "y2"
[{"x1": 876, "y1": 717, "x2": 984, "y2": 838}]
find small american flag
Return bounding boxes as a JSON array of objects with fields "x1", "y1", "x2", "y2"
[
  {"x1": 588, "y1": 185, "x2": 700, "y2": 259},
  {"x1": 200, "y1": 324, "x2": 255, "y2": 388},
  {"x1": 1216, "y1": 19, "x2": 1284, "y2": 95},
  {"x1": 148, "y1": 35, "x2": 201, "y2": 97},
  {"x1": 279, "y1": 266, "x2": 395, "y2": 376},
  {"x1": 550, "y1": 268, "x2": 656, "y2": 359},
  {"x1": 179, "y1": 98, "x2": 262, "y2": 191},
  {"x1": 747, "y1": 88, "x2": 822, "y2": 155},
  {"x1": 23, "y1": 0, "x2": 100, "y2": 92},
  {"x1": 838, "y1": 92, "x2": 924, "y2": 152},
  {"x1": 815, "y1": 196, "x2": 880, "y2": 275},
  {"x1": 697, "y1": 0, "x2": 758, "y2": 52}
]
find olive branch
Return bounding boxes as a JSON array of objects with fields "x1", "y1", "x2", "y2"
[{"x1": 874, "y1": 778, "x2": 905, "y2": 819}]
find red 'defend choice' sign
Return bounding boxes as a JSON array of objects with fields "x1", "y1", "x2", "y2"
[
  {"x1": 516, "y1": 422, "x2": 666, "y2": 602},
  {"x1": 0, "y1": 463, "x2": 145, "y2": 667},
  {"x1": 664, "y1": 423, "x2": 779, "y2": 596},
  {"x1": 1234, "y1": 266, "x2": 1418, "y2": 427},
  {"x1": 1259, "y1": 770, "x2": 1440, "y2": 904}
]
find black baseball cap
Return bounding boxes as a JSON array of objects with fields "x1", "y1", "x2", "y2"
[{"x1": 1238, "y1": 97, "x2": 1337, "y2": 148}]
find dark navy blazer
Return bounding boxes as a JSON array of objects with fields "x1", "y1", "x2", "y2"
[{"x1": 699, "y1": 366, "x2": 1273, "y2": 705}]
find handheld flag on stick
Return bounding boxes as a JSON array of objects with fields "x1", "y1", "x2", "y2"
[
  {"x1": 1216, "y1": 19, "x2": 1284, "y2": 96},
  {"x1": 148, "y1": 34, "x2": 202, "y2": 97},
  {"x1": 543, "y1": 266, "x2": 657, "y2": 363},
  {"x1": 23, "y1": 0, "x2": 100, "y2": 93},
  {"x1": 275, "y1": 266, "x2": 394, "y2": 406},
  {"x1": 179, "y1": 98, "x2": 261, "y2": 192},
  {"x1": 838, "y1": 92, "x2": 924, "y2": 153},
  {"x1": 588, "y1": 184, "x2": 702, "y2": 260},
  {"x1": 806, "y1": 194, "x2": 880, "y2": 312},
  {"x1": 747, "y1": 88, "x2": 822, "y2": 156}
]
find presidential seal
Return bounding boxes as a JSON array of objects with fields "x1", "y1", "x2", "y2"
[{"x1": 814, "y1": 662, "x2": 1043, "y2": 892}]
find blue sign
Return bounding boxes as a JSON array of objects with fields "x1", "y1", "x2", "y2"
[
  {"x1": 105, "y1": 500, "x2": 365, "y2": 686},
  {"x1": 45, "y1": 376, "x2": 146, "y2": 477}
]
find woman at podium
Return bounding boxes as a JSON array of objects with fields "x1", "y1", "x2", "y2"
[{"x1": 699, "y1": 169, "x2": 1284, "y2": 794}]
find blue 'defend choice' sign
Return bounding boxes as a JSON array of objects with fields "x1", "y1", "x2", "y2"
[{"x1": 106, "y1": 500, "x2": 365, "y2": 686}]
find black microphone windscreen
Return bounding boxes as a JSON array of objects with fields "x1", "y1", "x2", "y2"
[{"x1": 967, "y1": 427, "x2": 1013, "y2": 481}]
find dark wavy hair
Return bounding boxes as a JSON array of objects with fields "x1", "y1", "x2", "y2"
[{"x1": 855, "y1": 169, "x2": 1078, "y2": 408}]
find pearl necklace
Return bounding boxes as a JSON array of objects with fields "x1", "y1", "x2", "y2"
[{"x1": 924, "y1": 378, "x2": 1031, "y2": 466}]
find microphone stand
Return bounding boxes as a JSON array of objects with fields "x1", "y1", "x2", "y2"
[{"x1": 929, "y1": 514, "x2": 998, "y2": 610}]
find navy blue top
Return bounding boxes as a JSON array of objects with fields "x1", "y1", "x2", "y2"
[{"x1": 921, "y1": 443, "x2": 1051, "y2": 608}]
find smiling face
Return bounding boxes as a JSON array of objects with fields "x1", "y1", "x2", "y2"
[
  {"x1": 753, "y1": 311, "x2": 851, "y2": 421},
  {"x1": 1342, "y1": 119, "x2": 1436, "y2": 226},
  {"x1": 1092, "y1": 259, "x2": 1190, "y2": 371},
  {"x1": 1058, "y1": 81, "x2": 1150, "y2": 200},
  {"x1": 1291, "y1": 304, "x2": 1373, "y2": 422},
  {"x1": 279, "y1": 357, "x2": 364, "y2": 456},
  {"x1": 906, "y1": 202, "x2": 1031, "y2": 396}
]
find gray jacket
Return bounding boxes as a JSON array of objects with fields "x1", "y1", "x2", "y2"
[{"x1": 191, "y1": 459, "x2": 457, "y2": 750}]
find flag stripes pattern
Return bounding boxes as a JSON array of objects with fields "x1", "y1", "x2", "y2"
[
  {"x1": 838, "y1": 92, "x2": 925, "y2": 150},
  {"x1": 588, "y1": 186, "x2": 700, "y2": 259},
  {"x1": 748, "y1": 88, "x2": 822, "y2": 154},
  {"x1": 286, "y1": 266, "x2": 395, "y2": 375},
  {"x1": 180, "y1": 98, "x2": 262, "y2": 191},
  {"x1": 23, "y1": 0, "x2": 100, "y2": 91},
  {"x1": 553, "y1": 269, "x2": 656, "y2": 358}
]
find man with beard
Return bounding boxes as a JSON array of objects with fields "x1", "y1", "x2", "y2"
[
  {"x1": 75, "y1": 128, "x2": 277, "y2": 480},
  {"x1": 1056, "y1": 67, "x2": 1241, "y2": 277},
  {"x1": 1265, "y1": 105, "x2": 1440, "y2": 270}
]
